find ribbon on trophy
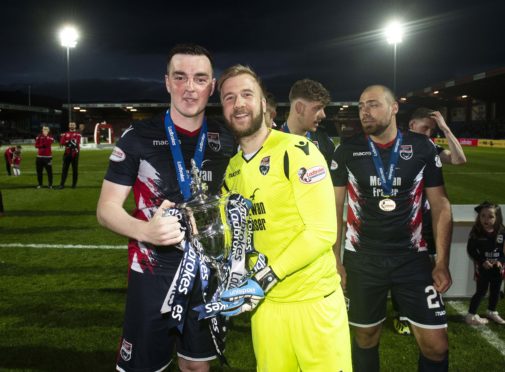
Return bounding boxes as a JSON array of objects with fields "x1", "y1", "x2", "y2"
[
  {"x1": 193, "y1": 193, "x2": 269, "y2": 320},
  {"x1": 160, "y1": 157, "x2": 267, "y2": 363}
]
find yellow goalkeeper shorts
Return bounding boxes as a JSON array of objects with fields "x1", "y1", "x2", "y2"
[{"x1": 251, "y1": 288, "x2": 352, "y2": 372}]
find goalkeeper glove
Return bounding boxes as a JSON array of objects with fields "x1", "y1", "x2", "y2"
[{"x1": 220, "y1": 266, "x2": 278, "y2": 316}]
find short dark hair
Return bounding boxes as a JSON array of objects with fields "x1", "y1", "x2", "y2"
[
  {"x1": 289, "y1": 79, "x2": 330, "y2": 105},
  {"x1": 217, "y1": 64, "x2": 265, "y2": 96},
  {"x1": 410, "y1": 107, "x2": 435, "y2": 121},
  {"x1": 166, "y1": 44, "x2": 214, "y2": 73},
  {"x1": 362, "y1": 85, "x2": 397, "y2": 104}
]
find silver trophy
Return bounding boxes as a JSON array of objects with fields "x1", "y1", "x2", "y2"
[{"x1": 178, "y1": 159, "x2": 230, "y2": 269}]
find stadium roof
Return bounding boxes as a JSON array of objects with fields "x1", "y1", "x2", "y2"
[
  {"x1": 0, "y1": 102, "x2": 62, "y2": 114},
  {"x1": 403, "y1": 66, "x2": 505, "y2": 105}
]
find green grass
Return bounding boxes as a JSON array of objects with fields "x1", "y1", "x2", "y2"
[
  {"x1": 1, "y1": 146, "x2": 505, "y2": 371},
  {"x1": 442, "y1": 146, "x2": 505, "y2": 204}
]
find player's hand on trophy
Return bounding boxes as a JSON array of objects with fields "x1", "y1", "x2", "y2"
[
  {"x1": 144, "y1": 200, "x2": 185, "y2": 246},
  {"x1": 220, "y1": 266, "x2": 278, "y2": 316}
]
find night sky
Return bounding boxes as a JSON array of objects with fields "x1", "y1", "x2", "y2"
[{"x1": 1, "y1": 0, "x2": 504, "y2": 103}]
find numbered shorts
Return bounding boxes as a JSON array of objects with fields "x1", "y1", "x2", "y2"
[
  {"x1": 251, "y1": 289, "x2": 352, "y2": 372},
  {"x1": 344, "y1": 251, "x2": 447, "y2": 329},
  {"x1": 116, "y1": 270, "x2": 216, "y2": 372}
]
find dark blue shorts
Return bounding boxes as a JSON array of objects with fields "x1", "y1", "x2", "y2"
[
  {"x1": 344, "y1": 251, "x2": 447, "y2": 329},
  {"x1": 116, "y1": 269, "x2": 216, "y2": 372}
]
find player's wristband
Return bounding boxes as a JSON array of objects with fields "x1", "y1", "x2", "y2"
[{"x1": 253, "y1": 266, "x2": 278, "y2": 293}]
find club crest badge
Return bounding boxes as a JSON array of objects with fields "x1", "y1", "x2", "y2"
[
  {"x1": 207, "y1": 132, "x2": 221, "y2": 152},
  {"x1": 120, "y1": 339, "x2": 133, "y2": 361},
  {"x1": 259, "y1": 156, "x2": 270, "y2": 175},
  {"x1": 399, "y1": 145, "x2": 413, "y2": 160},
  {"x1": 497, "y1": 234, "x2": 503, "y2": 244}
]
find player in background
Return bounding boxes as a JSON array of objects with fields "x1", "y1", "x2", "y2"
[
  {"x1": 35, "y1": 125, "x2": 54, "y2": 189},
  {"x1": 10, "y1": 147, "x2": 22, "y2": 176},
  {"x1": 332, "y1": 85, "x2": 452, "y2": 372},
  {"x1": 218, "y1": 65, "x2": 352, "y2": 371},
  {"x1": 4, "y1": 145, "x2": 20, "y2": 176},
  {"x1": 393, "y1": 107, "x2": 467, "y2": 335},
  {"x1": 281, "y1": 79, "x2": 335, "y2": 170},
  {"x1": 466, "y1": 202, "x2": 505, "y2": 325},
  {"x1": 264, "y1": 91, "x2": 278, "y2": 128},
  {"x1": 57, "y1": 122, "x2": 81, "y2": 189},
  {"x1": 97, "y1": 44, "x2": 235, "y2": 372},
  {"x1": 409, "y1": 108, "x2": 467, "y2": 166}
]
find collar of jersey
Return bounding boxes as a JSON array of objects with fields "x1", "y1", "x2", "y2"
[
  {"x1": 366, "y1": 135, "x2": 397, "y2": 149},
  {"x1": 175, "y1": 124, "x2": 202, "y2": 138}
]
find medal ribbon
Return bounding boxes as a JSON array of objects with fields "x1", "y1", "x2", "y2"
[
  {"x1": 367, "y1": 131, "x2": 402, "y2": 196},
  {"x1": 281, "y1": 122, "x2": 311, "y2": 140},
  {"x1": 164, "y1": 109, "x2": 207, "y2": 201}
]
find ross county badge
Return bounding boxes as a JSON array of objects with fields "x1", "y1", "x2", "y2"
[
  {"x1": 259, "y1": 156, "x2": 270, "y2": 175},
  {"x1": 399, "y1": 145, "x2": 413, "y2": 160},
  {"x1": 207, "y1": 132, "x2": 221, "y2": 152},
  {"x1": 120, "y1": 339, "x2": 133, "y2": 361}
]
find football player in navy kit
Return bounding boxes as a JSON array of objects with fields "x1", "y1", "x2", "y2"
[
  {"x1": 281, "y1": 79, "x2": 335, "y2": 170},
  {"x1": 393, "y1": 107, "x2": 467, "y2": 335},
  {"x1": 97, "y1": 44, "x2": 235, "y2": 372},
  {"x1": 331, "y1": 85, "x2": 453, "y2": 372},
  {"x1": 409, "y1": 108, "x2": 467, "y2": 166}
]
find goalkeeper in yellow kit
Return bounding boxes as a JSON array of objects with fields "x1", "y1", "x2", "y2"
[{"x1": 217, "y1": 65, "x2": 352, "y2": 372}]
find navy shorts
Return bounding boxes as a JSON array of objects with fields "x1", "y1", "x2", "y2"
[
  {"x1": 344, "y1": 250, "x2": 447, "y2": 329},
  {"x1": 116, "y1": 269, "x2": 216, "y2": 372}
]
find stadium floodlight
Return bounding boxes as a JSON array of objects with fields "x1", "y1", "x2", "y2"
[
  {"x1": 59, "y1": 25, "x2": 79, "y2": 124},
  {"x1": 384, "y1": 20, "x2": 403, "y2": 93}
]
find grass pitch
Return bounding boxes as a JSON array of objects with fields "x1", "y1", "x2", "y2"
[{"x1": 1, "y1": 146, "x2": 505, "y2": 371}]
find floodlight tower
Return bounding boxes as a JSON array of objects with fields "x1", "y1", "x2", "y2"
[
  {"x1": 385, "y1": 21, "x2": 403, "y2": 94},
  {"x1": 59, "y1": 25, "x2": 79, "y2": 124}
]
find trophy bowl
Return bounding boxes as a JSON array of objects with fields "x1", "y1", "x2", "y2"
[{"x1": 179, "y1": 192, "x2": 230, "y2": 264}]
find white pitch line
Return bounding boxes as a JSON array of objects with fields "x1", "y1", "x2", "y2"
[
  {"x1": 448, "y1": 300, "x2": 505, "y2": 357},
  {"x1": 0, "y1": 243, "x2": 126, "y2": 250}
]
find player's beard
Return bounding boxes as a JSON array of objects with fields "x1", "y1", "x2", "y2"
[
  {"x1": 225, "y1": 108, "x2": 264, "y2": 139},
  {"x1": 362, "y1": 113, "x2": 394, "y2": 136}
]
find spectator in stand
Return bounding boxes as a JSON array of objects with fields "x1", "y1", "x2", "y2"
[
  {"x1": 57, "y1": 122, "x2": 81, "y2": 189},
  {"x1": 4, "y1": 145, "x2": 19, "y2": 176},
  {"x1": 35, "y1": 125, "x2": 55, "y2": 189}
]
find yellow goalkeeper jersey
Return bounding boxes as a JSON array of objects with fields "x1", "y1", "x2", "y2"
[{"x1": 223, "y1": 129, "x2": 339, "y2": 302}]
